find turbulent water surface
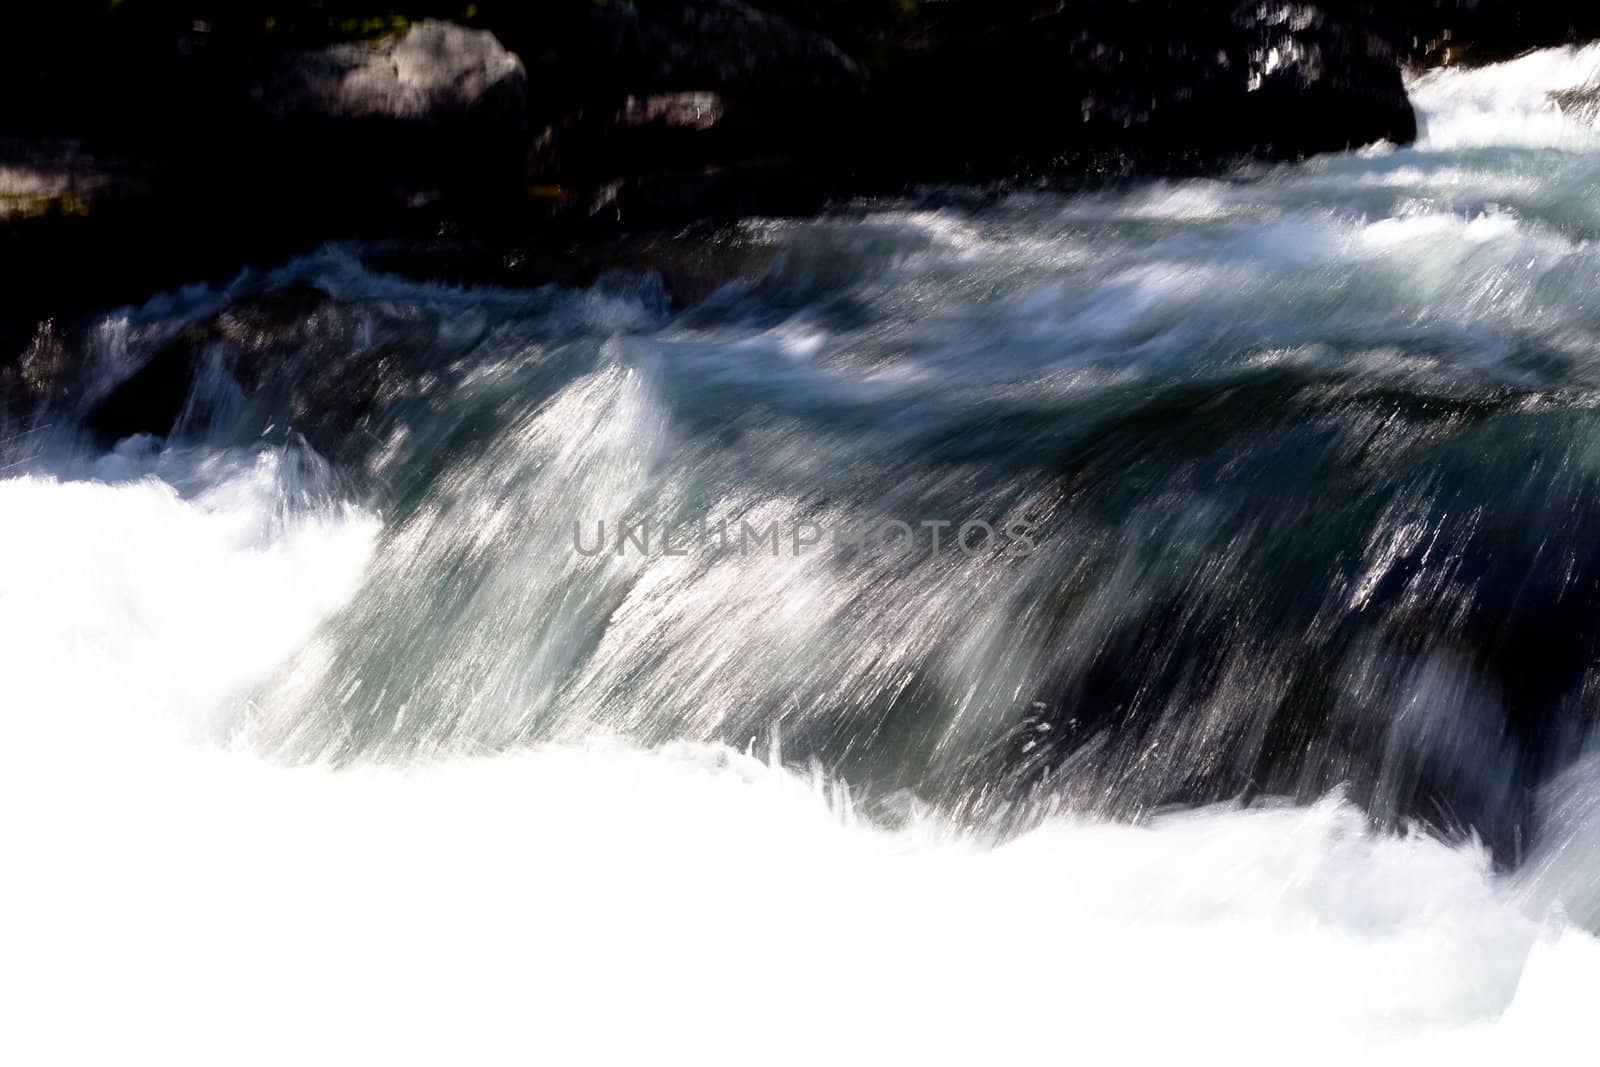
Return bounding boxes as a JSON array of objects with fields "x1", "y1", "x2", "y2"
[{"x1": 9, "y1": 47, "x2": 1600, "y2": 1064}]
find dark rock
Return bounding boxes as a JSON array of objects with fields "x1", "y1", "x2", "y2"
[
  {"x1": 0, "y1": 320, "x2": 75, "y2": 434},
  {"x1": 500, "y1": 0, "x2": 864, "y2": 116},
  {"x1": 247, "y1": 20, "x2": 532, "y2": 220},
  {"x1": 0, "y1": 0, "x2": 1472, "y2": 340},
  {"x1": 519, "y1": 1, "x2": 1421, "y2": 227},
  {"x1": 81, "y1": 328, "x2": 203, "y2": 445},
  {"x1": 79, "y1": 282, "x2": 449, "y2": 453},
  {"x1": 84, "y1": 284, "x2": 333, "y2": 444},
  {"x1": 592, "y1": 158, "x2": 829, "y2": 227},
  {"x1": 1394, "y1": 1, "x2": 1600, "y2": 67},
  {"x1": 359, "y1": 232, "x2": 779, "y2": 309},
  {"x1": 520, "y1": 0, "x2": 865, "y2": 225},
  {"x1": 212, "y1": 284, "x2": 337, "y2": 358},
  {"x1": 620, "y1": 0, "x2": 863, "y2": 98},
  {"x1": 1, "y1": 19, "x2": 536, "y2": 355},
  {"x1": 855, "y1": 1, "x2": 1417, "y2": 182}
]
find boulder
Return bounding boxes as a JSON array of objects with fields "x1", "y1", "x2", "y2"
[
  {"x1": 246, "y1": 20, "x2": 533, "y2": 231},
  {"x1": 1394, "y1": 0, "x2": 1600, "y2": 66},
  {"x1": 620, "y1": 0, "x2": 863, "y2": 98},
  {"x1": 514, "y1": 0, "x2": 1423, "y2": 220},
  {"x1": 81, "y1": 283, "x2": 443, "y2": 451},
  {"x1": 257, "y1": 20, "x2": 527, "y2": 125},
  {"x1": 855, "y1": 0, "x2": 1417, "y2": 181},
  {"x1": 520, "y1": 1, "x2": 865, "y2": 225},
  {"x1": 500, "y1": 0, "x2": 863, "y2": 116},
  {"x1": 0, "y1": 139, "x2": 150, "y2": 222},
  {"x1": 85, "y1": 284, "x2": 333, "y2": 444}
]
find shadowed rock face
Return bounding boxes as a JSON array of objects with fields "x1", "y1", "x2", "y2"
[
  {"x1": 522, "y1": 0, "x2": 865, "y2": 213},
  {"x1": 518, "y1": 1, "x2": 1417, "y2": 224},
  {"x1": 1395, "y1": 0, "x2": 1600, "y2": 66},
  {"x1": 856, "y1": 1, "x2": 1417, "y2": 181},
  {"x1": 0, "y1": 4, "x2": 1427, "y2": 238},
  {"x1": 619, "y1": 0, "x2": 863, "y2": 97}
]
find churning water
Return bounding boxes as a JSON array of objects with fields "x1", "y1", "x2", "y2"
[{"x1": 8, "y1": 46, "x2": 1600, "y2": 1065}]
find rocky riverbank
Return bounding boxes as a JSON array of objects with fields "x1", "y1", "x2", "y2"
[{"x1": 2, "y1": 1, "x2": 1597, "y2": 361}]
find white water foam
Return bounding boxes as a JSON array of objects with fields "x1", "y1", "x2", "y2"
[
  {"x1": 1411, "y1": 43, "x2": 1600, "y2": 151},
  {"x1": 1, "y1": 443, "x2": 1599, "y2": 1066}
]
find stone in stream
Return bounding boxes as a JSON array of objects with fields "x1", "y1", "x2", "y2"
[
  {"x1": 256, "y1": 20, "x2": 528, "y2": 125},
  {"x1": 84, "y1": 284, "x2": 334, "y2": 444}
]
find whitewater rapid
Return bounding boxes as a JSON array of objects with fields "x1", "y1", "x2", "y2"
[
  {"x1": 8, "y1": 45, "x2": 1600, "y2": 1066},
  {"x1": 4, "y1": 457, "x2": 1598, "y2": 1064}
]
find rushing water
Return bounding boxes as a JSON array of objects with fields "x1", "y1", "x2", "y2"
[{"x1": 8, "y1": 46, "x2": 1600, "y2": 1064}]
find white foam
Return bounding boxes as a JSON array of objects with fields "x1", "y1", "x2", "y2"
[
  {"x1": 2, "y1": 447, "x2": 1599, "y2": 1066},
  {"x1": 1411, "y1": 44, "x2": 1600, "y2": 151},
  {"x1": 3, "y1": 732, "x2": 1596, "y2": 1065},
  {"x1": 0, "y1": 446, "x2": 379, "y2": 748}
]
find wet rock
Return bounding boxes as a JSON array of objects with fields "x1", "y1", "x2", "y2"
[
  {"x1": 1395, "y1": 0, "x2": 1600, "y2": 67},
  {"x1": 0, "y1": 320, "x2": 75, "y2": 434},
  {"x1": 212, "y1": 284, "x2": 338, "y2": 363},
  {"x1": 81, "y1": 330, "x2": 201, "y2": 445},
  {"x1": 84, "y1": 284, "x2": 333, "y2": 444},
  {"x1": 80, "y1": 283, "x2": 439, "y2": 453}
]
